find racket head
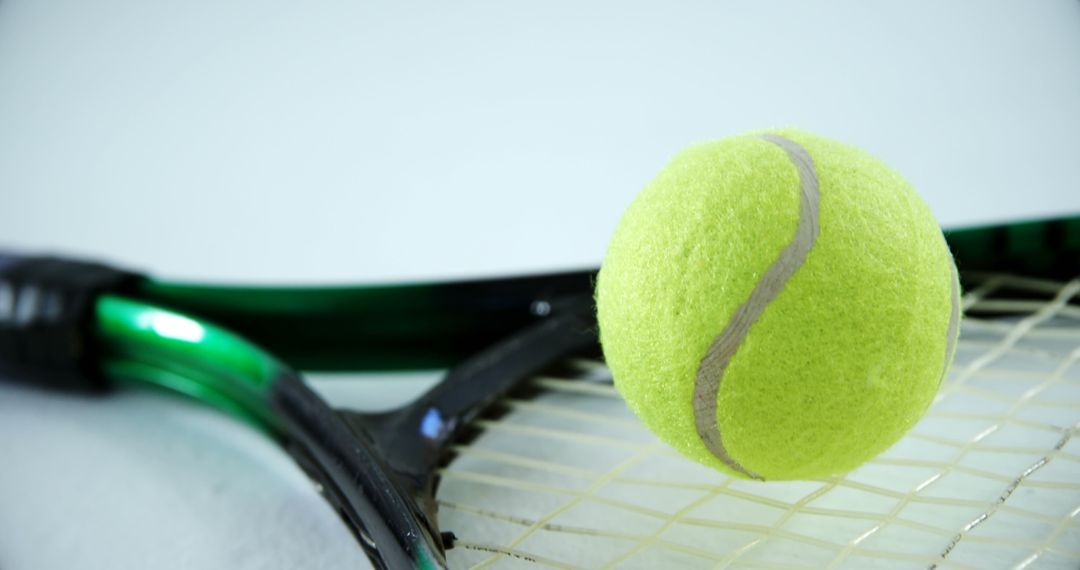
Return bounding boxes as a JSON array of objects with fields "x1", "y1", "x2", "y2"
[{"x1": 430, "y1": 218, "x2": 1080, "y2": 568}]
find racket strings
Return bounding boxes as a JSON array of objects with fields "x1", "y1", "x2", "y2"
[{"x1": 437, "y1": 273, "x2": 1080, "y2": 569}]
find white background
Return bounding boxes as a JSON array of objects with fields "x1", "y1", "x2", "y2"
[{"x1": 1, "y1": 1, "x2": 1078, "y2": 568}]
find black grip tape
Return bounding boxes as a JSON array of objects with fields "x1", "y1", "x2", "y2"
[{"x1": 0, "y1": 257, "x2": 142, "y2": 391}]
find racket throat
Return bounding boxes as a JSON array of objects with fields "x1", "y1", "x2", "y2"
[{"x1": 344, "y1": 295, "x2": 597, "y2": 555}]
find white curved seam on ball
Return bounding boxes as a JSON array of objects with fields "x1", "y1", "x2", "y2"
[
  {"x1": 940, "y1": 261, "x2": 961, "y2": 387},
  {"x1": 692, "y1": 134, "x2": 821, "y2": 480}
]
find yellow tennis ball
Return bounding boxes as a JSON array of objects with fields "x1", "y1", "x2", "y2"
[{"x1": 596, "y1": 129, "x2": 960, "y2": 481}]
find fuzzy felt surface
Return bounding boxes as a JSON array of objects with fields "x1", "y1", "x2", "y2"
[{"x1": 596, "y1": 129, "x2": 959, "y2": 480}]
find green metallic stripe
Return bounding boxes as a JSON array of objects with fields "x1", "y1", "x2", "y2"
[
  {"x1": 94, "y1": 295, "x2": 288, "y2": 432},
  {"x1": 133, "y1": 271, "x2": 594, "y2": 372},
  {"x1": 945, "y1": 216, "x2": 1080, "y2": 279}
]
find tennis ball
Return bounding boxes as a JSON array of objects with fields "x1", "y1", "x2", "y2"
[{"x1": 596, "y1": 129, "x2": 960, "y2": 481}]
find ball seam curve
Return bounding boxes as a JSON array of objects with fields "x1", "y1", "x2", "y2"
[{"x1": 691, "y1": 133, "x2": 821, "y2": 480}]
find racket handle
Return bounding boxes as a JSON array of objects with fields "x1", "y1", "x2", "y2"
[{"x1": 0, "y1": 255, "x2": 141, "y2": 391}]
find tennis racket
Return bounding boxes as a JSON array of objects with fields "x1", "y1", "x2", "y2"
[{"x1": 2, "y1": 216, "x2": 1078, "y2": 569}]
